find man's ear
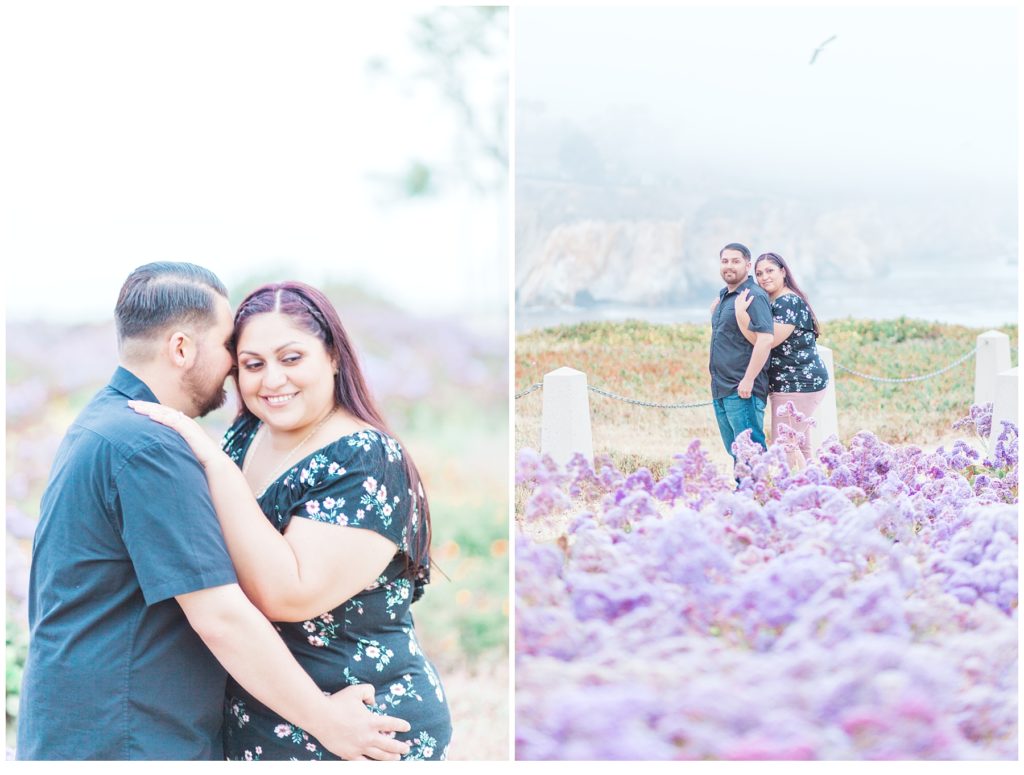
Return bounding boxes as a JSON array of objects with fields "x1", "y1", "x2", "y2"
[{"x1": 166, "y1": 330, "x2": 197, "y2": 368}]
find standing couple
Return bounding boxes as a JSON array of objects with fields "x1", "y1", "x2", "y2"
[
  {"x1": 16, "y1": 263, "x2": 452, "y2": 760},
  {"x1": 709, "y1": 243, "x2": 829, "y2": 468}
]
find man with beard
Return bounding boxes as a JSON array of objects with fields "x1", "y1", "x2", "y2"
[
  {"x1": 709, "y1": 243, "x2": 774, "y2": 461},
  {"x1": 17, "y1": 263, "x2": 411, "y2": 761}
]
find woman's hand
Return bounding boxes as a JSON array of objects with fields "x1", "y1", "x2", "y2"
[
  {"x1": 734, "y1": 289, "x2": 753, "y2": 315},
  {"x1": 128, "y1": 400, "x2": 224, "y2": 468},
  {"x1": 733, "y1": 290, "x2": 756, "y2": 345},
  {"x1": 710, "y1": 297, "x2": 720, "y2": 314}
]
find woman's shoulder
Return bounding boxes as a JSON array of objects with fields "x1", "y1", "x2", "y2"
[
  {"x1": 774, "y1": 292, "x2": 810, "y2": 311},
  {"x1": 322, "y1": 428, "x2": 403, "y2": 471},
  {"x1": 334, "y1": 427, "x2": 404, "y2": 460},
  {"x1": 300, "y1": 428, "x2": 406, "y2": 488}
]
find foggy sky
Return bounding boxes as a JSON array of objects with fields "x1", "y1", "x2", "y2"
[
  {"x1": 517, "y1": 5, "x2": 1017, "y2": 193},
  {"x1": 2, "y1": 2, "x2": 507, "y2": 323}
]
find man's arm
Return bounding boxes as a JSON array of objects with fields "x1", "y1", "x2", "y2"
[
  {"x1": 737, "y1": 332, "x2": 772, "y2": 399},
  {"x1": 177, "y1": 583, "x2": 411, "y2": 761}
]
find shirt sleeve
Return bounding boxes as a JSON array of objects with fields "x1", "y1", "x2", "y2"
[
  {"x1": 796, "y1": 296, "x2": 812, "y2": 329},
  {"x1": 777, "y1": 294, "x2": 813, "y2": 329},
  {"x1": 286, "y1": 431, "x2": 411, "y2": 551},
  {"x1": 772, "y1": 294, "x2": 797, "y2": 326},
  {"x1": 115, "y1": 437, "x2": 238, "y2": 605},
  {"x1": 746, "y1": 291, "x2": 775, "y2": 334}
]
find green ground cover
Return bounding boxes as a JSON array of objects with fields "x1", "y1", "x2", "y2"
[{"x1": 516, "y1": 318, "x2": 1018, "y2": 477}]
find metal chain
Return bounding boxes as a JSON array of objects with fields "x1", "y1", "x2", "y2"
[
  {"x1": 514, "y1": 383, "x2": 543, "y2": 399},
  {"x1": 833, "y1": 346, "x2": 977, "y2": 384},
  {"x1": 515, "y1": 346, "x2": 979, "y2": 400},
  {"x1": 586, "y1": 385, "x2": 713, "y2": 408},
  {"x1": 514, "y1": 380, "x2": 710, "y2": 407}
]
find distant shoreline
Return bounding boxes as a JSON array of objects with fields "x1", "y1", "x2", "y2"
[
  {"x1": 516, "y1": 258, "x2": 1019, "y2": 334},
  {"x1": 516, "y1": 304, "x2": 1018, "y2": 334}
]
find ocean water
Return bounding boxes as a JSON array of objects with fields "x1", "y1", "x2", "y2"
[{"x1": 516, "y1": 260, "x2": 1019, "y2": 332}]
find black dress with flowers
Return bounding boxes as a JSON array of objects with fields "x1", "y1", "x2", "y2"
[
  {"x1": 219, "y1": 414, "x2": 451, "y2": 761},
  {"x1": 768, "y1": 293, "x2": 829, "y2": 394}
]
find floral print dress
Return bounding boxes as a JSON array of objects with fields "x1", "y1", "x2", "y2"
[
  {"x1": 219, "y1": 414, "x2": 451, "y2": 761},
  {"x1": 768, "y1": 293, "x2": 829, "y2": 394}
]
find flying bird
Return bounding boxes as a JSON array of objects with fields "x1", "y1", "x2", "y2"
[{"x1": 809, "y1": 34, "x2": 837, "y2": 65}]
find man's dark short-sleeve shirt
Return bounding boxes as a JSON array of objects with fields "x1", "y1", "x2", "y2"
[
  {"x1": 709, "y1": 275, "x2": 774, "y2": 400},
  {"x1": 16, "y1": 367, "x2": 238, "y2": 760}
]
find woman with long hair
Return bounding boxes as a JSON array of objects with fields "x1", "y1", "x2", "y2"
[
  {"x1": 734, "y1": 253, "x2": 829, "y2": 466},
  {"x1": 131, "y1": 281, "x2": 451, "y2": 760}
]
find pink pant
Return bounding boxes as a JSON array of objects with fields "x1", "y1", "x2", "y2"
[{"x1": 769, "y1": 390, "x2": 826, "y2": 460}]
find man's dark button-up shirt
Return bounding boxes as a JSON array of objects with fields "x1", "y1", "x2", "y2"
[
  {"x1": 16, "y1": 367, "x2": 237, "y2": 760},
  {"x1": 709, "y1": 275, "x2": 774, "y2": 400}
]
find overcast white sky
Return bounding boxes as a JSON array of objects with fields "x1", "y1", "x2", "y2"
[
  {"x1": 517, "y1": 4, "x2": 1018, "y2": 191},
  {"x1": 1, "y1": 3, "x2": 1018, "y2": 323},
  {"x1": 2, "y1": 2, "x2": 507, "y2": 323}
]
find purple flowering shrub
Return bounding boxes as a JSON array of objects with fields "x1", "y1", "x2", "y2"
[
  {"x1": 515, "y1": 409, "x2": 1018, "y2": 760},
  {"x1": 952, "y1": 402, "x2": 993, "y2": 441}
]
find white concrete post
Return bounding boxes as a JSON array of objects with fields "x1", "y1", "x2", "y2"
[
  {"x1": 809, "y1": 345, "x2": 839, "y2": 454},
  {"x1": 540, "y1": 367, "x2": 594, "y2": 467},
  {"x1": 975, "y1": 330, "x2": 1011, "y2": 407},
  {"x1": 989, "y1": 367, "x2": 1019, "y2": 453}
]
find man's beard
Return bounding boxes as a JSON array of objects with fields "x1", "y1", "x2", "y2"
[{"x1": 183, "y1": 357, "x2": 227, "y2": 418}]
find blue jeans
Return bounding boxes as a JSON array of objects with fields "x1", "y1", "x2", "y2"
[{"x1": 713, "y1": 392, "x2": 767, "y2": 460}]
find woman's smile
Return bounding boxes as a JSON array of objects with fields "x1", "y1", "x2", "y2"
[{"x1": 262, "y1": 392, "x2": 299, "y2": 408}]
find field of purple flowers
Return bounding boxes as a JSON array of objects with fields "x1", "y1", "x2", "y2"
[
  {"x1": 6, "y1": 286, "x2": 509, "y2": 758},
  {"x1": 515, "y1": 406, "x2": 1018, "y2": 760}
]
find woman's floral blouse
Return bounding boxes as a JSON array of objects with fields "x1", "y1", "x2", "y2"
[
  {"x1": 768, "y1": 293, "x2": 829, "y2": 394},
  {"x1": 219, "y1": 414, "x2": 451, "y2": 761}
]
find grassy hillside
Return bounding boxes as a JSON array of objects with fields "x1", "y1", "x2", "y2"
[{"x1": 516, "y1": 317, "x2": 1018, "y2": 476}]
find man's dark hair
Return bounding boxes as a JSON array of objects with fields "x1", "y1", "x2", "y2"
[
  {"x1": 720, "y1": 243, "x2": 751, "y2": 261},
  {"x1": 115, "y1": 262, "x2": 228, "y2": 347}
]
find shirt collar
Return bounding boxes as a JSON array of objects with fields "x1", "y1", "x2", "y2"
[
  {"x1": 109, "y1": 366, "x2": 161, "y2": 403},
  {"x1": 721, "y1": 275, "x2": 755, "y2": 298}
]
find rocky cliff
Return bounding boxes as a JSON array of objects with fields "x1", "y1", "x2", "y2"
[{"x1": 516, "y1": 179, "x2": 907, "y2": 308}]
